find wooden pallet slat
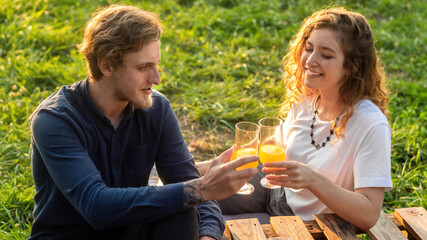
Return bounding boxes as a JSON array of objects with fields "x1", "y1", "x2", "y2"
[
  {"x1": 270, "y1": 216, "x2": 314, "y2": 240},
  {"x1": 226, "y1": 218, "x2": 267, "y2": 240},
  {"x1": 313, "y1": 214, "x2": 359, "y2": 240},
  {"x1": 223, "y1": 207, "x2": 426, "y2": 239},
  {"x1": 395, "y1": 207, "x2": 427, "y2": 240},
  {"x1": 366, "y1": 210, "x2": 407, "y2": 240},
  {"x1": 261, "y1": 224, "x2": 277, "y2": 238}
]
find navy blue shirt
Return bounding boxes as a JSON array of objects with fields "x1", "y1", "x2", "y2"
[{"x1": 30, "y1": 79, "x2": 225, "y2": 239}]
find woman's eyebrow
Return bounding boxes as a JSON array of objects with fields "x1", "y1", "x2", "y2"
[
  {"x1": 320, "y1": 46, "x2": 337, "y2": 54},
  {"x1": 306, "y1": 40, "x2": 337, "y2": 54}
]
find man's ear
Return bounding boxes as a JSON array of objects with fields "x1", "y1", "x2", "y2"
[{"x1": 98, "y1": 58, "x2": 113, "y2": 77}]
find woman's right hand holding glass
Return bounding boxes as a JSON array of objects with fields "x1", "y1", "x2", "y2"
[{"x1": 262, "y1": 160, "x2": 317, "y2": 189}]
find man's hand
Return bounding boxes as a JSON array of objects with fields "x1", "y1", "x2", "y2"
[
  {"x1": 183, "y1": 148, "x2": 258, "y2": 208},
  {"x1": 196, "y1": 160, "x2": 212, "y2": 176}
]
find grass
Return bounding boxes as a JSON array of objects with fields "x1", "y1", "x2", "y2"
[{"x1": 0, "y1": 0, "x2": 426, "y2": 238}]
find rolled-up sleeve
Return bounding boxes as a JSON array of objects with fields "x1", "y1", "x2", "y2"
[{"x1": 197, "y1": 201, "x2": 225, "y2": 239}]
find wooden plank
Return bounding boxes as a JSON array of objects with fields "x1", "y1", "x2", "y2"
[
  {"x1": 270, "y1": 216, "x2": 314, "y2": 240},
  {"x1": 385, "y1": 214, "x2": 406, "y2": 231},
  {"x1": 222, "y1": 226, "x2": 232, "y2": 240},
  {"x1": 395, "y1": 207, "x2": 427, "y2": 240},
  {"x1": 262, "y1": 224, "x2": 278, "y2": 238},
  {"x1": 223, "y1": 212, "x2": 407, "y2": 239},
  {"x1": 308, "y1": 214, "x2": 405, "y2": 236},
  {"x1": 366, "y1": 211, "x2": 407, "y2": 240},
  {"x1": 302, "y1": 221, "x2": 327, "y2": 239},
  {"x1": 313, "y1": 214, "x2": 359, "y2": 240},
  {"x1": 226, "y1": 218, "x2": 267, "y2": 240}
]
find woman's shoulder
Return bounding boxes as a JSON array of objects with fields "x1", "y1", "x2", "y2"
[
  {"x1": 292, "y1": 96, "x2": 314, "y2": 111},
  {"x1": 286, "y1": 96, "x2": 314, "y2": 119},
  {"x1": 354, "y1": 99, "x2": 384, "y2": 116},
  {"x1": 350, "y1": 99, "x2": 389, "y2": 127}
]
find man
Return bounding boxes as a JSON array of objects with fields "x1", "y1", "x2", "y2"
[{"x1": 29, "y1": 5, "x2": 258, "y2": 240}]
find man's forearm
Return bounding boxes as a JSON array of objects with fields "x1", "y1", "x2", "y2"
[{"x1": 183, "y1": 179, "x2": 206, "y2": 209}]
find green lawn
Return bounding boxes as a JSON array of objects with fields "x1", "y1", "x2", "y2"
[{"x1": 0, "y1": 0, "x2": 426, "y2": 238}]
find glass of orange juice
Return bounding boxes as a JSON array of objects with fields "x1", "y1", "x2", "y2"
[
  {"x1": 231, "y1": 121, "x2": 260, "y2": 195},
  {"x1": 258, "y1": 117, "x2": 284, "y2": 189}
]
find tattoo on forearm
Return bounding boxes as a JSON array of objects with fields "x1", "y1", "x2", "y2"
[{"x1": 183, "y1": 179, "x2": 206, "y2": 209}]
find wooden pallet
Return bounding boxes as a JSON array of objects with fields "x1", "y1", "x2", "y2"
[{"x1": 222, "y1": 207, "x2": 427, "y2": 240}]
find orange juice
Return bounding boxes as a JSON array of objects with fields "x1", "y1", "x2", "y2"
[
  {"x1": 259, "y1": 144, "x2": 285, "y2": 164},
  {"x1": 231, "y1": 147, "x2": 258, "y2": 171}
]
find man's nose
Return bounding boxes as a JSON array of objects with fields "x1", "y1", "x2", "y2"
[{"x1": 148, "y1": 67, "x2": 161, "y2": 85}]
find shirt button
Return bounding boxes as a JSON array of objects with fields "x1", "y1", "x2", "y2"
[{"x1": 113, "y1": 162, "x2": 119, "y2": 167}]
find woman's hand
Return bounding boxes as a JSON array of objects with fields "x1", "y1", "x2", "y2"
[
  {"x1": 263, "y1": 160, "x2": 385, "y2": 231},
  {"x1": 262, "y1": 160, "x2": 318, "y2": 189}
]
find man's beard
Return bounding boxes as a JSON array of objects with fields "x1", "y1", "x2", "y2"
[
  {"x1": 129, "y1": 95, "x2": 153, "y2": 109},
  {"x1": 115, "y1": 88, "x2": 153, "y2": 109}
]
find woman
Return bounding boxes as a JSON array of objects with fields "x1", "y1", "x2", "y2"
[{"x1": 263, "y1": 7, "x2": 392, "y2": 230}]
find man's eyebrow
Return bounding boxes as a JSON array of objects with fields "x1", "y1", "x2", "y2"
[{"x1": 135, "y1": 59, "x2": 161, "y2": 66}]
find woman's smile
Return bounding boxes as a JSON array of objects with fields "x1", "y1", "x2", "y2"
[{"x1": 305, "y1": 69, "x2": 322, "y2": 78}]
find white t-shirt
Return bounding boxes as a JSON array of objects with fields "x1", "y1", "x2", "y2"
[{"x1": 282, "y1": 97, "x2": 392, "y2": 220}]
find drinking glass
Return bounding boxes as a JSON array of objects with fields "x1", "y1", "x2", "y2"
[
  {"x1": 230, "y1": 121, "x2": 260, "y2": 195},
  {"x1": 258, "y1": 117, "x2": 285, "y2": 189}
]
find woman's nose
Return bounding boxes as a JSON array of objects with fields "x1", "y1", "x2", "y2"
[{"x1": 306, "y1": 53, "x2": 318, "y2": 67}]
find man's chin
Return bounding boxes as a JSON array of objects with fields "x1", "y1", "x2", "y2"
[{"x1": 131, "y1": 96, "x2": 153, "y2": 109}]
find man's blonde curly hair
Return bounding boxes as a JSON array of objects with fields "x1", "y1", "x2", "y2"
[{"x1": 77, "y1": 5, "x2": 163, "y2": 81}]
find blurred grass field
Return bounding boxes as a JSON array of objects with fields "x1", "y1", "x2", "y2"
[{"x1": 0, "y1": 0, "x2": 426, "y2": 238}]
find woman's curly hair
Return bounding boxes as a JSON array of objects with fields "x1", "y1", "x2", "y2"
[{"x1": 280, "y1": 7, "x2": 389, "y2": 142}]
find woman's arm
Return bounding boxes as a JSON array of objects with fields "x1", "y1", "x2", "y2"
[{"x1": 264, "y1": 161, "x2": 384, "y2": 230}]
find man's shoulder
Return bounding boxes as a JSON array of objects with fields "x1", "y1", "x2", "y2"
[
  {"x1": 152, "y1": 89, "x2": 169, "y2": 102},
  {"x1": 31, "y1": 82, "x2": 82, "y2": 120},
  {"x1": 131, "y1": 90, "x2": 174, "y2": 121},
  {"x1": 148, "y1": 89, "x2": 172, "y2": 110}
]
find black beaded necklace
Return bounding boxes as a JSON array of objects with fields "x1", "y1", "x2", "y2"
[{"x1": 310, "y1": 96, "x2": 340, "y2": 150}]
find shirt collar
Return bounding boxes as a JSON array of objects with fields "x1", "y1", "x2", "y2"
[{"x1": 78, "y1": 78, "x2": 134, "y2": 127}]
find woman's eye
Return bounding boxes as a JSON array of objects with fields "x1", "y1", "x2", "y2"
[
  {"x1": 305, "y1": 48, "x2": 313, "y2": 52},
  {"x1": 322, "y1": 54, "x2": 333, "y2": 59}
]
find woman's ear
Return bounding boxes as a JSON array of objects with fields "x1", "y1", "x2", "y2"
[{"x1": 97, "y1": 58, "x2": 113, "y2": 77}]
